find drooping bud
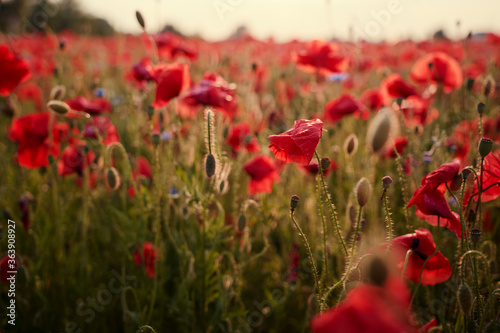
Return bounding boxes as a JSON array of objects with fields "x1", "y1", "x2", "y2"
[
  {"x1": 320, "y1": 157, "x2": 331, "y2": 171},
  {"x1": 479, "y1": 138, "x2": 493, "y2": 158},
  {"x1": 136, "y1": 11, "x2": 146, "y2": 29},
  {"x1": 477, "y1": 102, "x2": 485, "y2": 115},
  {"x1": 367, "y1": 256, "x2": 388, "y2": 287},
  {"x1": 106, "y1": 167, "x2": 121, "y2": 191},
  {"x1": 450, "y1": 174, "x2": 463, "y2": 192},
  {"x1": 50, "y1": 85, "x2": 66, "y2": 100},
  {"x1": 343, "y1": 134, "x2": 359, "y2": 156},
  {"x1": 290, "y1": 195, "x2": 300, "y2": 212},
  {"x1": 382, "y1": 176, "x2": 393, "y2": 189},
  {"x1": 47, "y1": 100, "x2": 70, "y2": 115},
  {"x1": 237, "y1": 214, "x2": 246, "y2": 232},
  {"x1": 470, "y1": 228, "x2": 481, "y2": 246},
  {"x1": 457, "y1": 284, "x2": 473, "y2": 316},
  {"x1": 205, "y1": 154, "x2": 216, "y2": 178},
  {"x1": 355, "y1": 177, "x2": 371, "y2": 207}
]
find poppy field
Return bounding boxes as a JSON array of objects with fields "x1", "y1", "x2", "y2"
[{"x1": 1, "y1": 10, "x2": 500, "y2": 333}]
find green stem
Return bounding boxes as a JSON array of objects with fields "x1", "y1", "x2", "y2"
[
  {"x1": 316, "y1": 154, "x2": 329, "y2": 287},
  {"x1": 476, "y1": 157, "x2": 484, "y2": 229},
  {"x1": 446, "y1": 183, "x2": 469, "y2": 253},
  {"x1": 382, "y1": 189, "x2": 393, "y2": 253},
  {"x1": 401, "y1": 249, "x2": 412, "y2": 280},
  {"x1": 409, "y1": 249, "x2": 438, "y2": 307}
]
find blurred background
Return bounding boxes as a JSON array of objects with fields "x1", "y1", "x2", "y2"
[{"x1": 0, "y1": 0, "x2": 499, "y2": 41}]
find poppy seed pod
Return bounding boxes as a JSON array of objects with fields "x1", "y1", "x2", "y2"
[
  {"x1": 343, "y1": 134, "x2": 358, "y2": 155},
  {"x1": 461, "y1": 168, "x2": 472, "y2": 180},
  {"x1": 106, "y1": 167, "x2": 121, "y2": 191},
  {"x1": 477, "y1": 102, "x2": 485, "y2": 115},
  {"x1": 146, "y1": 106, "x2": 155, "y2": 120},
  {"x1": 355, "y1": 177, "x2": 371, "y2": 207},
  {"x1": 457, "y1": 284, "x2": 472, "y2": 316},
  {"x1": 50, "y1": 85, "x2": 66, "y2": 100},
  {"x1": 237, "y1": 214, "x2": 247, "y2": 232},
  {"x1": 47, "y1": 100, "x2": 70, "y2": 115},
  {"x1": 479, "y1": 138, "x2": 493, "y2": 158},
  {"x1": 290, "y1": 195, "x2": 300, "y2": 211},
  {"x1": 466, "y1": 78, "x2": 475, "y2": 91},
  {"x1": 382, "y1": 176, "x2": 393, "y2": 189},
  {"x1": 205, "y1": 154, "x2": 216, "y2": 178},
  {"x1": 136, "y1": 11, "x2": 145, "y2": 29},
  {"x1": 320, "y1": 157, "x2": 331, "y2": 171},
  {"x1": 151, "y1": 133, "x2": 161, "y2": 147},
  {"x1": 470, "y1": 228, "x2": 481, "y2": 246}
]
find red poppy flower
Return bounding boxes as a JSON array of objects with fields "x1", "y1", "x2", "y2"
[
  {"x1": 57, "y1": 144, "x2": 95, "y2": 177},
  {"x1": 399, "y1": 96, "x2": 433, "y2": 128},
  {"x1": 0, "y1": 255, "x2": 18, "y2": 283},
  {"x1": 323, "y1": 94, "x2": 368, "y2": 124},
  {"x1": 268, "y1": 118, "x2": 324, "y2": 165},
  {"x1": 361, "y1": 88, "x2": 384, "y2": 110},
  {"x1": 381, "y1": 73, "x2": 419, "y2": 103},
  {"x1": 408, "y1": 187, "x2": 457, "y2": 223},
  {"x1": 176, "y1": 72, "x2": 237, "y2": 119},
  {"x1": 422, "y1": 162, "x2": 461, "y2": 186},
  {"x1": 126, "y1": 57, "x2": 153, "y2": 87},
  {"x1": 16, "y1": 82, "x2": 43, "y2": 110},
  {"x1": 474, "y1": 151, "x2": 500, "y2": 202},
  {"x1": 8, "y1": 112, "x2": 68, "y2": 168},
  {"x1": 83, "y1": 116, "x2": 120, "y2": 145},
  {"x1": 410, "y1": 52, "x2": 463, "y2": 92},
  {"x1": 128, "y1": 156, "x2": 153, "y2": 197},
  {"x1": 134, "y1": 242, "x2": 159, "y2": 278},
  {"x1": 243, "y1": 155, "x2": 280, "y2": 194},
  {"x1": 0, "y1": 44, "x2": 31, "y2": 96},
  {"x1": 311, "y1": 275, "x2": 419, "y2": 333},
  {"x1": 226, "y1": 122, "x2": 260, "y2": 154},
  {"x1": 150, "y1": 62, "x2": 190, "y2": 109},
  {"x1": 415, "y1": 209, "x2": 461, "y2": 238},
  {"x1": 382, "y1": 136, "x2": 408, "y2": 159},
  {"x1": 388, "y1": 228, "x2": 452, "y2": 285},
  {"x1": 292, "y1": 40, "x2": 348, "y2": 75},
  {"x1": 65, "y1": 96, "x2": 112, "y2": 116}
]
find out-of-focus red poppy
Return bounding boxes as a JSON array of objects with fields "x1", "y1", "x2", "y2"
[
  {"x1": 16, "y1": 82, "x2": 43, "y2": 110},
  {"x1": 268, "y1": 118, "x2": 324, "y2": 165},
  {"x1": 381, "y1": 73, "x2": 419, "y2": 104},
  {"x1": 292, "y1": 39, "x2": 348, "y2": 76},
  {"x1": 177, "y1": 72, "x2": 237, "y2": 119},
  {"x1": 83, "y1": 116, "x2": 120, "y2": 145},
  {"x1": 410, "y1": 52, "x2": 463, "y2": 92},
  {"x1": 128, "y1": 156, "x2": 153, "y2": 197},
  {"x1": 388, "y1": 228, "x2": 452, "y2": 285},
  {"x1": 134, "y1": 242, "x2": 159, "y2": 278},
  {"x1": 311, "y1": 275, "x2": 420, "y2": 333},
  {"x1": 382, "y1": 136, "x2": 408, "y2": 159},
  {"x1": 399, "y1": 96, "x2": 435, "y2": 128},
  {"x1": 150, "y1": 62, "x2": 190, "y2": 109},
  {"x1": 361, "y1": 88, "x2": 384, "y2": 111},
  {"x1": 226, "y1": 122, "x2": 260, "y2": 154},
  {"x1": 8, "y1": 112, "x2": 68, "y2": 168},
  {"x1": 0, "y1": 44, "x2": 31, "y2": 96},
  {"x1": 323, "y1": 94, "x2": 368, "y2": 124},
  {"x1": 243, "y1": 155, "x2": 280, "y2": 194},
  {"x1": 474, "y1": 151, "x2": 500, "y2": 202},
  {"x1": 57, "y1": 144, "x2": 95, "y2": 177},
  {"x1": 65, "y1": 96, "x2": 112, "y2": 116},
  {"x1": 0, "y1": 255, "x2": 18, "y2": 283},
  {"x1": 296, "y1": 158, "x2": 337, "y2": 177}
]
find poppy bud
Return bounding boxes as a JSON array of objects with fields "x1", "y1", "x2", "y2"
[
  {"x1": 367, "y1": 256, "x2": 388, "y2": 287},
  {"x1": 450, "y1": 174, "x2": 463, "y2": 192},
  {"x1": 477, "y1": 102, "x2": 485, "y2": 115},
  {"x1": 355, "y1": 177, "x2": 371, "y2": 207},
  {"x1": 457, "y1": 284, "x2": 472, "y2": 316},
  {"x1": 106, "y1": 167, "x2": 121, "y2": 191},
  {"x1": 470, "y1": 228, "x2": 481, "y2": 246},
  {"x1": 151, "y1": 133, "x2": 160, "y2": 147},
  {"x1": 466, "y1": 78, "x2": 475, "y2": 91},
  {"x1": 483, "y1": 75, "x2": 495, "y2": 97},
  {"x1": 290, "y1": 195, "x2": 300, "y2": 212},
  {"x1": 205, "y1": 154, "x2": 216, "y2": 178},
  {"x1": 136, "y1": 11, "x2": 146, "y2": 29},
  {"x1": 343, "y1": 134, "x2": 358, "y2": 155},
  {"x1": 146, "y1": 106, "x2": 155, "y2": 120},
  {"x1": 50, "y1": 85, "x2": 66, "y2": 100},
  {"x1": 348, "y1": 204, "x2": 357, "y2": 226},
  {"x1": 237, "y1": 214, "x2": 246, "y2": 232},
  {"x1": 47, "y1": 100, "x2": 70, "y2": 115},
  {"x1": 366, "y1": 108, "x2": 396, "y2": 153},
  {"x1": 344, "y1": 268, "x2": 361, "y2": 293},
  {"x1": 396, "y1": 97, "x2": 404, "y2": 107},
  {"x1": 320, "y1": 157, "x2": 331, "y2": 171},
  {"x1": 461, "y1": 168, "x2": 472, "y2": 180},
  {"x1": 479, "y1": 138, "x2": 493, "y2": 158},
  {"x1": 382, "y1": 176, "x2": 393, "y2": 189},
  {"x1": 467, "y1": 210, "x2": 476, "y2": 224}
]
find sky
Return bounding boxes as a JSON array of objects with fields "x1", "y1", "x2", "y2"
[{"x1": 73, "y1": 0, "x2": 499, "y2": 42}]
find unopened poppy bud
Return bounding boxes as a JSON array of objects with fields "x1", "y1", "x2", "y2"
[
  {"x1": 450, "y1": 174, "x2": 463, "y2": 192},
  {"x1": 146, "y1": 106, "x2": 155, "y2": 120},
  {"x1": 360, "y1": 218, "x2": 366, "y2": 230},
  {"x1": 368, "y1": 256, "x2": 388, "y2": 287},
  {"x1": 470, "y1": 228, "x2": 481, "y2": 246},
  {"x1": 483, "y1": 75, "x2": 494, "y2": 97},
  {"x1": 237, "y1": 214, "x2": 246, "y2": 232},
  {"x1": 344, "y1": 134, "x2": 358, "y2": 155},
  {"x1": 479, "y1": 138, "x2": 493, "y2": 158},
  {"x1": 205, "y1": 154, "x2": 216, "y2": 178},
  {"x1": 106, "y1": 167, "x2": 120, "y2": 191},
  {"x1": 457, "y1": 284, "x2": 472, "y2": 316},
  {"x1": 151, "y1": 133, "x2": 160, "y2": 147},
  {"x1": 48, "y1": 154, "x2": 55, "y2": 165},
  {"x1": 355, "y1": 177, "x2": 371, "y2": 207},
  {"x1": 136, "y1": 11, "x2": 146, "y2": 29},
  {"x1": 320, "y1": 157, "x2": 330, "y2": 171},
  {"x1": 50, "y1": 85, "x2": 66, "y2": 100},
  {"x1": 466, "y1": 78, "x2": 475, "y2": 91},
  {"x1": 467, "y1": 210, "x2": 476, "y2": 224},
  {"x1": 461, "y1": 168, "x2": 472, "y2": 180},
  {"x1": 366, "y1": 109, "x2": 395, "y2": 153},
  {"x1": 290, "y1": 195, "x2": 300, "y2": 212},
  {"x1": 382, "y1": 176, "x2": 393, "y2": 189},
  {"x1": 396, "y1": 97, "x2": 404, "y2": 107},
  {"x1": 47, "y1": 100, "x2": 70, "y2": 115},
  {"x1": 251, "y1": 63, "x2": 257, "y2": 71},
  {"x1": 477, "y1": 102, "x2": 485, "y2": 115},
  {"x1": 344, "y1": 268, "x2": 361, "y2": 293}
]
